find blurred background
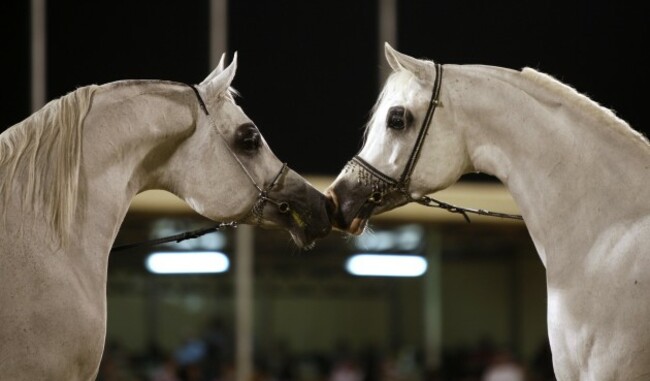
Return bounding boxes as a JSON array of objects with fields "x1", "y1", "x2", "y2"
[{"x1": 2, "y1": 1, "x2": 646, "y2": 380}]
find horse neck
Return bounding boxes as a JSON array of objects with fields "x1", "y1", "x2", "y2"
[
  {"x1": 78, "y1": 81, "x2": 195, "y2": 252},
  {"x1": 448, "y1": 65, "x2": 649, "y2": 266}
]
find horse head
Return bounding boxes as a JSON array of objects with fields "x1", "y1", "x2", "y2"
[
  {"x1": 326, "y1": 44, "x2": 470, "y2": 234},
  {"x1": 164, "y1": 54, "x2": 332, "y2": 248}
]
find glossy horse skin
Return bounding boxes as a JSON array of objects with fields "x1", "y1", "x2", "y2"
[
  {"x1": 0, "y1": 54, "x2": 330, "y2": 380},
  {"x1": 327, "y1": 43, "x2": 650, "y2": 380}
]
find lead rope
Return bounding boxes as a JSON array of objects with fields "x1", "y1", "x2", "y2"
[
  {"x1": 414, "y1": 195, "x2": 523, "y2": 223},
  {"x1": 111, "y1": 222, "x2": 238, "y2": 252}
]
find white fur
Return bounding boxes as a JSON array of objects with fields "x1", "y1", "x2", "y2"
[
  {"x1": 0, "y1": 86, "x2": 97, "y2": 243},
  {"x1": 0, "y1": 56, "x2": 302, "y2": 380},
  {"x1": 334, "y1": 44, "x2": 650, "y2": 380}
]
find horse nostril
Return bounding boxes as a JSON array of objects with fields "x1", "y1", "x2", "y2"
[{"x1": 369, "y1": 191, "x2": 383, "y2": 204}]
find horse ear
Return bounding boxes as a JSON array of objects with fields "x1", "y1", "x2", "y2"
[
  {"x1": 200, "y1": 53, "x2": 227, "y2": 86},
  {"x1": 384, "y1": 42, "x2": 402, "y2": 72},
  {"x1": 202, "y1": 52, "x2": 238, "y2": 96},
  {"x1": 384, "y1": 43, "x2": 434, "y2": 82}
]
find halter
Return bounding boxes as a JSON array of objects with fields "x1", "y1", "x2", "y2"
[
  {"x1": 110, "y1": 84, "x2": 291, "y2": 252},
  {"x1": 189, "y1": 85, "x2": 291, "y2": 223},
  {"x1": 344, "y1": 64, "x2": 523, "y2": 222}
]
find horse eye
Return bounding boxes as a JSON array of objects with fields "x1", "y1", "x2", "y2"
[
  {"x1": 236, "y1": 123, "x2": 261, "y2": 152},
  {"x1": 386, "y1": 106, "x2": 411, "y2": 130}
]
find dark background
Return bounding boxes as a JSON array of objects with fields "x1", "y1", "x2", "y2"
[{"x1": 2, "y1": 0, "x2": 647, "y2": 175}]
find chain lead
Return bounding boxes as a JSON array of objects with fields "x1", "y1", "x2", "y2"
[{"x1": 415, "y1": 195, "x2": 523, "y2": 223}]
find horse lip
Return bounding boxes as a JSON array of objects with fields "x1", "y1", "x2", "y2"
[{"x1": 349, "y1": 217, "x2": 368, "y2": 235}]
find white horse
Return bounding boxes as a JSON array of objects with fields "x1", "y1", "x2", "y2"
[
  {"x1": 327, "y1": 44, "x2": 650, "y2": 380},
  {"x1": 0, "y1": 54, "x2": 331, "y2": 380}
]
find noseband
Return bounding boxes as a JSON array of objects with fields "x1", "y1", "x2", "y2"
[
  {"x1": 189, "y1": 85, "x2": 291, "y2": 223},
  {"x1": 344, "y1": 64, "x2": 523, "y2": 222}
]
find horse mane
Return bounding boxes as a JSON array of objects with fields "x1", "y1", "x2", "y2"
[
  {"x1": 521, "y1": 68, "x2": 649, "y2": 147},
  {"x1": 0, "y1": 85, "x2": 98, "y2": 243}
]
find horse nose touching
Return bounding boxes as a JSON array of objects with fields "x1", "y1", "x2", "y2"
[
  {"x1": 325, "y1": 190, "x2": 337, "y2": 222},
  {"x1": 309, "y1": 192, "x2": 334, "y2": 239},
  {"x1": 324, "y1": 186, "x2": 348, "y2": 231}
]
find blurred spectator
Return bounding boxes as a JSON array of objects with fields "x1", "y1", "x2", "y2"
[
  {"x1": 150, "y1": 354, "x2": 180, "y2": 381},
  {"x1": 378, "y1": 347, "x2": 422, "y2": 381},
  {"x1": 172, "y1": 334, "x2": 207, "y2": 380},
  {"x1": 330, "y1": 357, "x2": 364, "y2": 381},
  {"x1": 97, "y1": 329, "x2": 561, "y2": 381},
  {"x1": 481, "y1": 350, "x2": 525, "y2": 381},
  {"x1": 175, "y1": 336, "x2": 207, "y2": 366},
  {"x1": 359, "y1": 345, "x2": 381, "y2": 381},
  {"x1": 179, "y1": 362, "x2": 205, "y2": 381},
  {"x1": 97, "y1": 341, "x2": 138, "y2": 381},
  {"x1": 467, "y1": 337, "x2": 497, "y2": 378},
  {"x1": 203, "y1": 317, "x2": 233, "y2": 380},
  {"x1": 262, "y1": 340, "x2": 294, "y2": 381}
]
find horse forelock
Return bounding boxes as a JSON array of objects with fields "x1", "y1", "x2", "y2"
[
  {"x1": 521, "y1": 68, "x2": 649, "y2": 147},
  {"x1": 225, "y1": 86, "x2": 240, "y2": 102},
  {"x1": 0, "y1": 85, "x2": 98, "y2": 244}
]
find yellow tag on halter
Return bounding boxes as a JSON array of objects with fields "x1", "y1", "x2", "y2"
[{"x1": 290, "y1": 210, "x2": 306, "y2": 228}]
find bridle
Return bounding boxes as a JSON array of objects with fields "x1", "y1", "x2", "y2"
[
  {"x1": 110, "y1": 84, "x2": 292, "y2": 252},
  {"x1": 188, "y1": 84, "x2": 292, "y2": 224},
  {"x1": 344, "y1": 64, "x2": 523, "y2": 222}
]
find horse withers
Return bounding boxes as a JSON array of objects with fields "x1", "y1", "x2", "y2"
[
  {"x1": 0, "y1": 54, "x2": 331, "y2": 380},
  {"x1": 327, "y1": 43, "x2": 650, "y2": 380}
]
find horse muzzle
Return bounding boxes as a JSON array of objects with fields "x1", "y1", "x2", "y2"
[
  {"x1": 326, "y1": 174, "x2": 411, "y2": 235},
  {"x1": 259, "y1": 168, "x2": 332, "y2": 249}
]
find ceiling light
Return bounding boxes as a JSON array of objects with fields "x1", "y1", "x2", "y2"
[
  {"x1": 345, "y1": 254, "x2": 427, "y2": 277},
  {"x1": 146, "y1": 252, "x2": 229, "y2": 274}
]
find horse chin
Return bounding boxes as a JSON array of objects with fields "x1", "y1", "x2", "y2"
[
  {"x1": 243, "y1": 218, "x2": 317, "y2": 250},
  {"x1": 289, "y1": 230, "x2": 316, "y2": 251}
]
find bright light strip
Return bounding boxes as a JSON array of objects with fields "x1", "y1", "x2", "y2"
[
  {"x1": 146, "y1": 252, "x2": 229, "y2": 274},
  {"x1": 345, "y1": 254, "x2": 428, "y2": 277}
]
